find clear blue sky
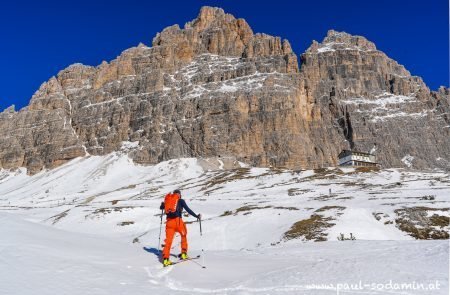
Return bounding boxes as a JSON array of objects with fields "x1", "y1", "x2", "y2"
[{"x1": 1, "y1": 0, "x2": 448, "y2": 111}]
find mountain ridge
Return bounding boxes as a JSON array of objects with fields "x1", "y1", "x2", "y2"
[{"x1": 0, "y1": 6, "x2": 449, "y2": 174}]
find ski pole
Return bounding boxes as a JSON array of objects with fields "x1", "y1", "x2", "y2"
[
  {"x1": 199, "y1": 216, "x2": 206, "y2": 268},
  {"x1": 157, "y1": 209, "x2": 163, "y2": 258}
]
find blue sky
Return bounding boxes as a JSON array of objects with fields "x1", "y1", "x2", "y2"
[{"x1": 1, "y1": 0, "x2": 448, "y2": 111}]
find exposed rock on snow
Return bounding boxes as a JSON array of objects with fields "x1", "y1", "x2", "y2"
[{"x1": 0, "y1": 155, "x2": 448, "y2": 294}]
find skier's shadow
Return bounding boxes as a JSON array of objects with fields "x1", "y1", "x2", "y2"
[
  {"x1": 142, "y1": 247, "x2": 160, "y2": 258},
  {"x1": 143, "y1": 247, "x2": 178, "y2": 259}
]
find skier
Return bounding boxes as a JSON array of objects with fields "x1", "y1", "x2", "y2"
[{"x1": 159, "y1": 189, "x2": 201, "y2": 267}]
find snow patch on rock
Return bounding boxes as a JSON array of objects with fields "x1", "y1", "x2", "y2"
[{"x1": 401, "y1": 155, "x2": 414, "y2": 168}]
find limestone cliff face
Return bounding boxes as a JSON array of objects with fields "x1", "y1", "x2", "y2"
[
  {"x1": 300, "y1": 30, "x2": 450, "y2": 168},
  {"x1": 0, "y1": 7, "x2": 448, "y2": 174}
]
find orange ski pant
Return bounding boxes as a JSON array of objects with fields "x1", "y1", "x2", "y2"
[{"x1": 162, "y1": 217, "x2": 188, "y2": 259}]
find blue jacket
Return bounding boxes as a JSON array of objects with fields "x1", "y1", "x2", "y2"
[{"x1": 160, "y1": 199, "x2": 199, "y2": 219}]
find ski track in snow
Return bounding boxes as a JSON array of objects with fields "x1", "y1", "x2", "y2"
[{"x1": 0, "y1": 154, "x2": 448, "y2": 294}]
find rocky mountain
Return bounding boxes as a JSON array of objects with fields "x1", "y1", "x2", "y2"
[{"x1": 0, "y1": 6, "x2": 449, "y2": 174}]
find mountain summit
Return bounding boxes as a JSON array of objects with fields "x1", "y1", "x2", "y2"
[{"x1": 0, "y1": 6, "x2": 448, "y2": 174}]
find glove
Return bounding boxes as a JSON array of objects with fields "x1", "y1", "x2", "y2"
[{"x1": 197, "y1": 213, "x2": 202, "y2": 220}]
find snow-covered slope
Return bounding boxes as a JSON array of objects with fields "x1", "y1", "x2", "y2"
[{"x1": 0, "y1": 154, "x2": 448, "y2": 294}]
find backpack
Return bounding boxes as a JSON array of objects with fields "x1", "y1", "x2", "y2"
[{"x1": 164, "y1": 193, "x2": 180, "y2": 217}]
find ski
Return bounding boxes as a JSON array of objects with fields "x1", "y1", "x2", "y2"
[
  {"x1": 163, "y1": 255, "x2": 206, "y2": 268},
  {"x1": 172, "y1": 254, "x2": 201, "y2": 265},
  {"x1": 182, "y1": 255, "x2": 206, "y2": 269}
]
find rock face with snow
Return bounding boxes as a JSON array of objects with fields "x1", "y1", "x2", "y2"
[
  {"x1": 301, "y1": 30, "x2": 450, "y2": 168},
  {"x1": 0, "y1": 7, "x2": 449, "y2": 174}
]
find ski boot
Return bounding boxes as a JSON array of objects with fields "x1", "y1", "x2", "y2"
[
  {"x1": 163, "y1": 258, "x2": 172, "y2": 267},
  {"x1": 180, "y1": 252, "x2": 189, "y2": 260}
]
